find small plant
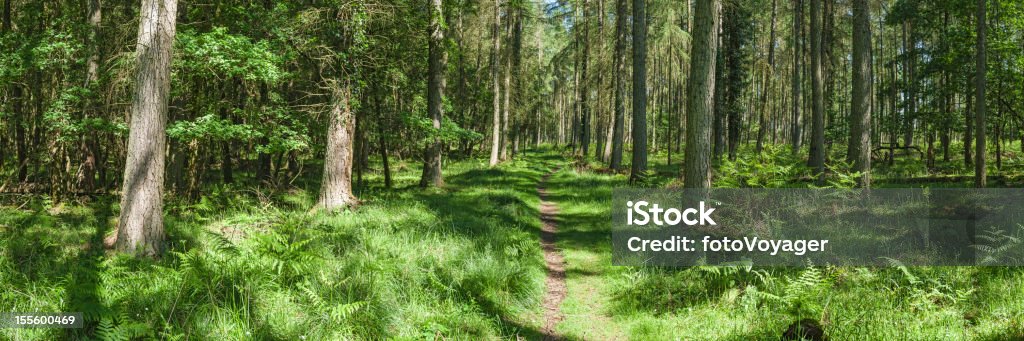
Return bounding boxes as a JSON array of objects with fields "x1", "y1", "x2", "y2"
[
  {"x1": 253, "y1": 213, "x2": 320, "y2": 280},
  {"x1": 973, "y1": 224, "x2": 1024, "y2": 265},
  {"x1": 819, "y1": 159, "x2": 862, "y2": 189}
]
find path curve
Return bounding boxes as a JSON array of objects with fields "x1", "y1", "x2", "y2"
[{"x1": 537, "y1": 167, "x2": 565, "y2": 340}]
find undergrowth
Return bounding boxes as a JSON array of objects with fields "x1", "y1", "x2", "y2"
[
  {"x1": 0, "y1": 150, "x2": 560, "y2": 340},
  {"x1": 547, "y1": 159, "x2": 1024, "y2": 340}
]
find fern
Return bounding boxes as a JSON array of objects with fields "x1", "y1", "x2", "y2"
[
  {"x1": 882, "y1": 257, "x2": 920, "y2": 286},
  {"x1": 206, "y1": 230, "x2": 240, "y2": 256},
  {"x1": 94, "y1": 310, "x2": 152, "y2": 341},
  {"x1": 973, "y1": 224, "x2": 1024, "y2": 265}
]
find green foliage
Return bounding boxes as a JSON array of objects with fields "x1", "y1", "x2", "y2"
[
  {"x1": 0, "y1": 151, "x2": 555, "y2": 340},
  {"x1": 974, "y1": 224, "x2": 1024, "y2": 265},
  {"x1": 253, "y1": 214, "x2": 320, "y2": 280},
  {"x1": 175, "y1": 27, "x2": 286, "y2": 83},
  {"x1": 403, "y1": 111, "x2": 484, "y2": 148},
  {"x1": 167, "y1": 113, "x2": 261, "y2": 141},
  {"x1": 819, "y1": 159, "x2": 862, "y2": 189},
  {"x1": 717, "y1": 145, "x2": 802, "y2": 188}
]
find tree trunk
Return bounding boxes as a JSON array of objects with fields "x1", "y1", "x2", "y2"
[
  {"x1": 965, "y1": 88, "x2": 973, "y2": 168},
  {"x1": 315, "y1": 81, "x2": 358, "y2": 210},
  {"x1": 501, "y1": 19, "x2": 512, "y2": 160},
  {"x1": 974, "y1": 0, "x2": 986, "y2": 188},
  {"x1": 78, "y1": 0, "x2": 102, "y2": 192},
  {"x1": 630, "y1": 0, "x2": 648, "y2": 182},
  {"x1": 849, "y1": 0, "x2": 871, "y2": 187},
  {"x1": 807, "y1": 0, "x2": 825, "y2": 183},
  {"x1": 420, "y1": 0, "x2": 445, "y2": 187},
  {"x1": 713, "y1": 21, "x2": 726, "y2": 160},
  {"x1": 116, "y1": 0, "x2": 177, "y2": 257},
  {"x1": 609, "y1": 0, "x2": 627, "y2": 170},
  {"x1": 579, "y1": 1, "x2": 591, "y2": 157},
  {"x1": 489, "y1": 0, "x2": 501, "y2": 165},
  {"x1": 756, "y1": 0, "x2": 777, "y2": 154},
  {"x1": 790, "y1": 0, "x2": 803, "y2": 153},
  {"x1": 489, "y1": 0, "x2": 502, "y2": 167},
  {"x1": 684, "y1": 0, "x2": 719, "y2": 190}
]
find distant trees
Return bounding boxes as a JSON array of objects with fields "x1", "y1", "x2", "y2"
[
  {"x1": 722, "y1": 2, "x2": 753, "y2": 161},
  {"x1": 684, "y1": 0, "x2": 720, "y2": 190},
  {"x1": 1, "y1": 0, "x2": 1023, "y2": 207},
  {"x1": 116, "y1": 0, "x2": 178, "y2": 256}
]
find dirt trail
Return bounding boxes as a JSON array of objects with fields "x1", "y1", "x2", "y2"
[{"x1": 537, "y1": 167, "x2": 566, "y2": 340}]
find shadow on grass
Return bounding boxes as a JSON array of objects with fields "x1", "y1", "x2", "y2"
[
  {"x1": 63, "y1": 199, "x2": 114, "y2": 338},
  {"x1": 402, "y1": 148, "x2": 570, "y2": 338}
]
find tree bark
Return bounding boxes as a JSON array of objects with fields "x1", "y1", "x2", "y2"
[
  {"x1": 607, "y1": 0, "x2": 623, "y2": 167},
  {"x1": 965, "y1": 88, "x2": 973, "y2": 168},
  {"x1": 849, "y1": 0, "x2": 871, "y2": 187},
  {"x1": 974, "y1": 0, "x2": 986, "y2": 188},
  {"x1": 790, "y1": 0, "x2": 803, "y2": 153},
  {"x1": 489, "y1": 0, "x2": 502, "y2": 167},
  {"x1": 116, "y1": 0, "x2": 177, "y2": 257},
  {"x1": 315, "y1": 81, "x2": 358, "y2": 210},
  {"x1": 501, "y1": 16, "x2": 512, "y2": 160},
  {"x1": 578, "y1": 0, "x2": 592, "y2": 157},
  {"x1": 420, "y1": 0, "x2": 445, "y2": 187},
  {"x1": 78, "y1": 0, "x2": 102, "y2": 192},
  {"x1": 684, "y1": 0, "x2": 720, "y2": 190},
  {"x1": 756, "y1": 0, "x2": 777, "y2": 154},
  {"x1": 630, "y1": 0, "x2": 648, "y2": 182},
  {"x1": 807, "y1": 0, "x2": 825, "y2": 183}
]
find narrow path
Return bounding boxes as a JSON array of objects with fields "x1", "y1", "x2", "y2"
[{"x1": 537, "y1": 167, "x2": 566, "y2": 340}]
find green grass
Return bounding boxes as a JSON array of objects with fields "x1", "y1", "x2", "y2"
[
  {"x1": 2, "y1": 144, "x2": 1023, "y2": 340},
  {"x1": 546, "y1": 145, "x2": 1024, "y2": 341},
  {"x1": 0, "y1": 149, "x2": 565, "y2": 340}
]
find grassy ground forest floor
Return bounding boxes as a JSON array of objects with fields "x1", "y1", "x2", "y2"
[{"x1": 2, "y1": 147, "x2": 1023, "y2": 340}]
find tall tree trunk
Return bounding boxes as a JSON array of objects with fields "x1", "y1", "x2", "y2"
[
  {"x1": 489, "y1": 0, "x2": 502, "y2": 166},
  {"x1": 630, "y1": 0, "x2": 648, "y2": 182},
  {"x1": 684, "y1": 0, "x2": 719, "y2": 190},
  {"x1": 78, "y1": 0, "x2": 102, "y2": 192},
  {"x1": 579, "y1": 0, "x2": 592, "y2": 157},
  {"x1": 116, "y1": 0, "x2": 177, "y2": 257},
  {"x1": 807, "y1": 0, "x2": 825, "y2": 183},
  {"x1": 0, "y1": 0, "x2": 7, "y2": 174},
  {"x1": 974, "y1": 0, "x2": 986, "y2": 188},
  {"x1": 315, "y1": 81, "x2": 358, "y2": 210},
  {"x1": 609, "y1": 0, "x2": 627, "y2": 170},
  {"x1": 756, "y1": 0, "x2": 777, "y2": 154},
  {"x1": 790, "y1": 0, "x2": 803, "y2": 153},
  {"x1": 420, "y1": 0, "x2": 445, "y2": 187},
  {"x1": 849, "y1": 0, "x2": 871, "y2": 187},
  {"x1": 501, "y1": 17, "x2": 512, "y2": 160},
  {"x1": 713, "y1": 19, "x2": 726, "y2": 160}
]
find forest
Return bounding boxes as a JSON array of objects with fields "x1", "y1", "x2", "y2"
[{"x1": 1, "y1": 0, "x2": 1023, "y2": 339}]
